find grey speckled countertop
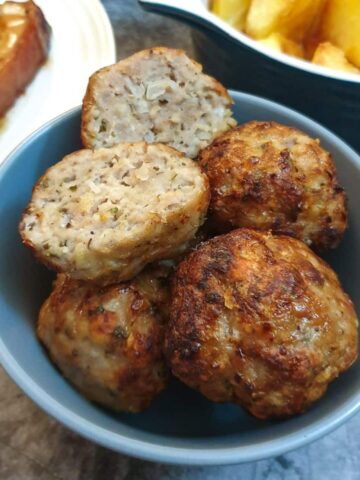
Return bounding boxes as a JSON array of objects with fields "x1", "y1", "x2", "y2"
[{"x1": 1, "y1": 1, "x2": 359, "y2": 479}]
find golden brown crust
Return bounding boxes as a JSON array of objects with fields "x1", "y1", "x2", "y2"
[
  {"x1": 165, "y1": 228, "x2": 358, "y2": 419},
  {"x1": 0, "y1": 1, "x2": 50, "y2": 116},
  {"x1": 38, "y1": 263, "x2": 172, "y2": 413},
  {"x1": 199, "y1": 121, "x2": 348, "y2": 250}
]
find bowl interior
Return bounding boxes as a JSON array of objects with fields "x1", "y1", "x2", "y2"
[{"x1": 0, "y1": 93, "x2": 359, "y2": 464}]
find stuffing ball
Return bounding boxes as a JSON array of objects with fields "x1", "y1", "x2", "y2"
[
  {"x1": 198, "y1": 121, "x2": 348, "y2": 250},
  {"x1": 165, "y1": 229, "x2": 358, "y2": 419},
  {"x1": 81, "y1": 47, "x2": 236, "y2": 158},
  {"x1": 38, "y1": 263, "x2": 172, "y2": 413},
  {"x1": 20, "y1": 142, "x2": 209, "y2": 285}
]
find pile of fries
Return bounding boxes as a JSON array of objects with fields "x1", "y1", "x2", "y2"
[{"x1": 211, "y1": 0, "x2": 360, "y2": 75}]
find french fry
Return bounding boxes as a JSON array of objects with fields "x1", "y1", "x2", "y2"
[
  {"x1": 258, "y1": 32, "x2": 304, "y2": 59},
  {"x1": 245, "y1": 0, "x2": 326, "y2": 42},
  {"x1": 321, "y1": 0, "x2": 360, "y2": 69},
  {"x1": 211, "y1": 0, "x2": 251, "y2": 30},
  {"x1": 312, "y1": 42, "x2": 360, "y2": 74}
]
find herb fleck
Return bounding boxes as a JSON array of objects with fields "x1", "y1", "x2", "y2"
[
  {"x1": 113, "y1": 326, "x2": 128, "y2": 339},
  {"x1": 110, "y1": 207, "x2": 119, "y2": 219},
  {"x1": 88, "y1": 305, "x2": 105, "y2": 316},
  {"x1": 69, "y1": 185, "x2": 77, "y2": 192},
  {"x1": 99, "y1": 119, "x2": 107, "y2": 133}
]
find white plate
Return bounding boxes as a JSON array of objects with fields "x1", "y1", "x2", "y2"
[{"x1": 0, "y1": 0, "x2": 116, "y2": 163}]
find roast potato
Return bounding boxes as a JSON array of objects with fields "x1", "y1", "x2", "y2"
[
  {"x1": 321, "y1": 0, "x2": 360, "y2": 69},
  {"x1": 258, "y1": 33, "x2": 304, "y2": 58},
  {"x1": 312, "y1": 42, "x2": 359, "y2": 74},
  {"x1": 245, "y1": 0, "x2": 326, "y2": 41},
  {"x1": 211, "y1": 0, "x2": 251, "y2": 30},
  {"x1": 211, "y1": 0, "x2": 360, "y2": 75}
]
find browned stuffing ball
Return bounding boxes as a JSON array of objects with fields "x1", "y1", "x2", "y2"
[
  {"x1": 165, "y1": 229, "x2": 358, "y2": 419},
  {"x1": 198, "y1": 121, "x2": 348, "y2": 250},
  {"x1": 38, "y1": 263, "x2": 172, "y2": 413}
]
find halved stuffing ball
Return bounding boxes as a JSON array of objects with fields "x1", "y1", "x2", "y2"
[
  {"x1": 81, "y1": 47, "x2": 236, "y2": 158},
  {"x1": 165, "y1": 229, "x2": 358, "y2": 419},
  {"x1": 198, "y1": 121, "x2": 348, "y2": 250},
  {"x1": 38, "y1": 263, "x2": 172, "y2": 413},
  {"x1": 19, "y1": 142, "x2": 209, "y2": 285}
]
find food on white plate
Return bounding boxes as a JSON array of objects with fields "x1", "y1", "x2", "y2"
[
  {"x1": 81, "y1": 47, "x2": 236, "y2": 158},
  {"x1": 0, "y1": 0, "x2": 50, "y2": 117},
  {"x1": 38, "y1": 263, "x2": 171, "y2": 413},
  {"x1": 165, "y1": 228, "x2": 359, "y2": 419},
  {"x1": 312, "y1": 42, "x2": 360, "y2": 74},
  {"x1": 211, "y1": 0, "x2": 360, "y2": 74},
  {"x1": 19, "y1": 142, "x2": 209, "y2": 285},
  {"x1": 198, "y1": 121, "x2": 347, "y2": 250}
]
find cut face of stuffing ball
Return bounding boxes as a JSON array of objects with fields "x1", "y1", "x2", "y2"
[
  {"x1": 19, "y1": 142, "x2": 209, "y2": 285},
  {"x1": 81, "y1": 47, "x2": 236, "y2": 158}
]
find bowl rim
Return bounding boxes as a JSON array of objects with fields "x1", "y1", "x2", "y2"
[
  {"x1": 1, "y1": 94, "x2": 360, "y2": 465},
  {"x1": 138, "y1": 0, "x2": 360, "y2": 84}
]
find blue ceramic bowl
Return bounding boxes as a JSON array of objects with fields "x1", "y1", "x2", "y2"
[{"x1": 0, "y1": 92, "x2": 359, "y2": 465}]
